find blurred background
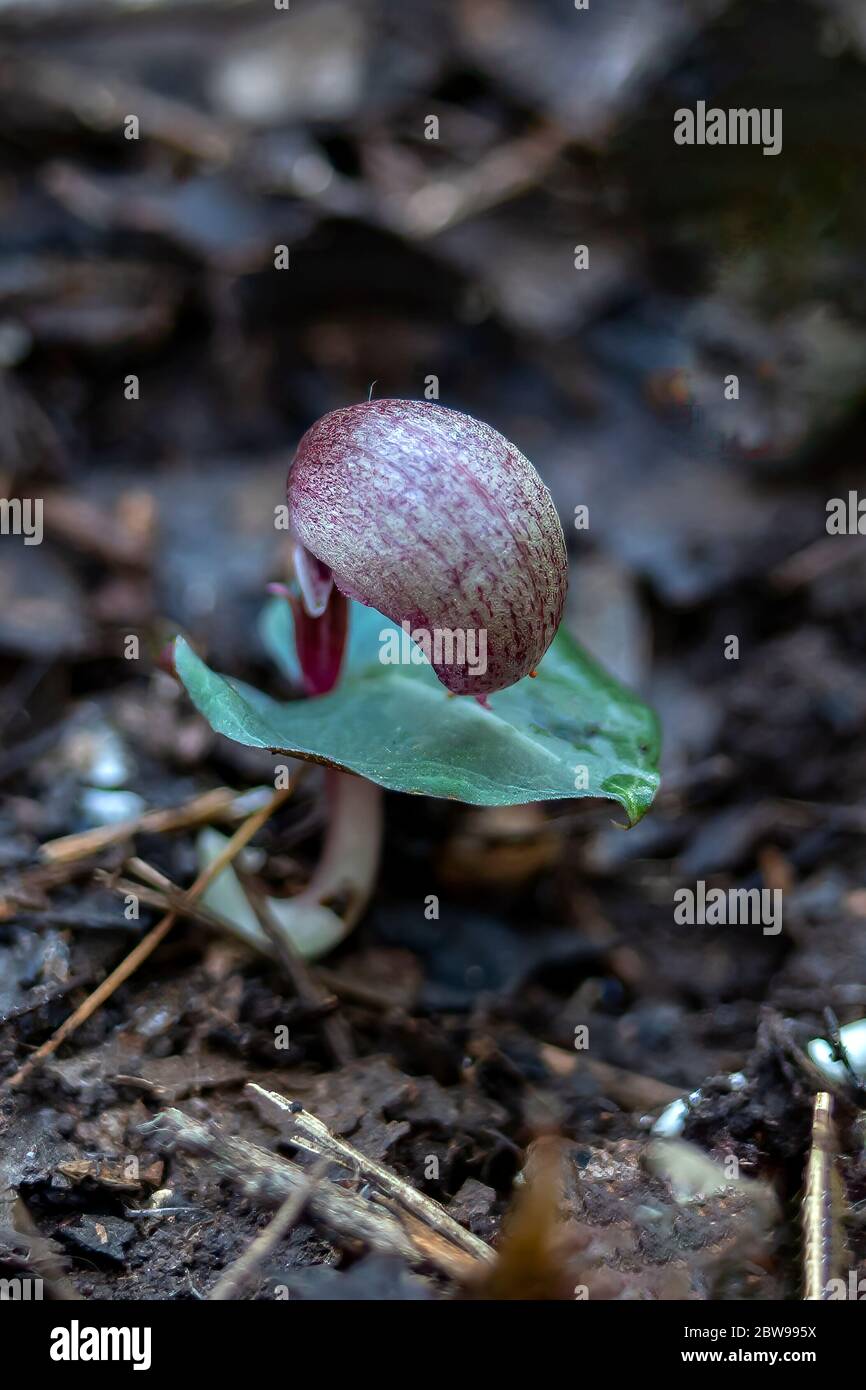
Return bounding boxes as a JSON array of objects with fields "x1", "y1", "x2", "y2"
[{"x1": 1, "y1": 0, "x2": 866, "y2": 1300}]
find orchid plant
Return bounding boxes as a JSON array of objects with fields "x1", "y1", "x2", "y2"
[{"x1": 173, "y1": 400, "x2": 660, "y2": 959}]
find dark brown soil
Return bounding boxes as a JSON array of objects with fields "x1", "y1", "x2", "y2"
[{"x1": 1, "y1": 0, "x2": 865, "y2": 1302}]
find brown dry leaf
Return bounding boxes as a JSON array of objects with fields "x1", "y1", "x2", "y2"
[{"x1": 470, "y1": 1136, "x2": 578, "y2": 1300}]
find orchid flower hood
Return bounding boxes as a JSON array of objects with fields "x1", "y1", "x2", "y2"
[{"x1": 287, "y1": 399, "x2": 568, "y2": 697}]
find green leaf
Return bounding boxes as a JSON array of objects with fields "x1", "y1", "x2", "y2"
[{"x1": 176, "y1": 601, "x2": 660, "y2": 823}]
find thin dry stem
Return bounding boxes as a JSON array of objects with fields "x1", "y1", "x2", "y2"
[
  {"x1": 803, "y1": 1091, "x2": 848, "y2": 1300},
  {"x1": 239, "y1": 874, "x2": 355, "y2": 1066}
]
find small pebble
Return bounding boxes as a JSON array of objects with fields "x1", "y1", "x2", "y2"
[
  {"x1": 80, "y1": 787, "x2": 146, "y2": 827},
  {"x1": 808, "y1": 1018, "x2": 866, "y2": 1084}
]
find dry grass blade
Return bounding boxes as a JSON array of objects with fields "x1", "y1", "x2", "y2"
[
  {"x1": 95, "y1": 868, "x2": 231, "y2": 935},
  {"x1": 3, "y1": 785, "x2": 293, "y2": 1090},
  {"x1": 40, "y1": 786, "x2": 271, "y2": 866}
]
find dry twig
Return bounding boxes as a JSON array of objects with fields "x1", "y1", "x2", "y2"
[
  {"x1": 208, "y1": 1157, "x2": 330, "y2": 1301},
  {"x1": 247, "y1": 1082, "x2": 495, "y2": 1266},
  {"x1": 803, "y1": 1091, "x2": 847, "y2": 1300},
  {"x1": 0, "y1": 854, "x2": 103, "y2": 922},
  {"x1": 143, "y1": 1107, "x2": 480, "y2": 1279},
  {"x1": 539, "y1": 1043, "x2": 683, "y2": 1111}
]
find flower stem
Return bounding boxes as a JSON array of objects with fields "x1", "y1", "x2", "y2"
[
  {"x1": 259, "y1": 768, "x2": 383, "y2": 957},
  {"x1": 301, "y1": 767, "x2": 383, "y2": 934},
  {"x1": 259, "y1": 567, "x2": 383, "y2": 956}
]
